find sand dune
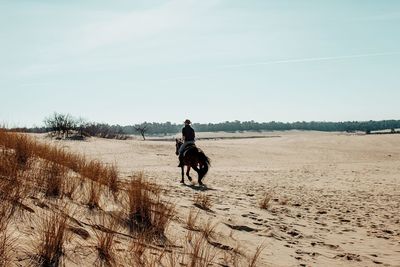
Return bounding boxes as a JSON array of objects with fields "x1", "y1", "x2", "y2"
[{"x1": 40, "y1": 131, "x2": 399, "y2": 266}]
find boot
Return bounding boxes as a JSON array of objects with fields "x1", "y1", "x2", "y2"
[{"x1": 178, "y1": 156, "x2": 183, "y2": 167}]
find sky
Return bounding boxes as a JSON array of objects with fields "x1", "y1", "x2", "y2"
[{"x1": 1, "y1": 0, "x2": 399, "y2": 127}]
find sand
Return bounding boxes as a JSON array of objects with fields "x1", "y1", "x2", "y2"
[{"x1": 42, "y1": 131, "x2": 400, "y2": 266}]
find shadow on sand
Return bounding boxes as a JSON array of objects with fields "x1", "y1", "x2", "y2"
[{"x1": 181, "y1": 183, "x2": 216, "y2": 192}]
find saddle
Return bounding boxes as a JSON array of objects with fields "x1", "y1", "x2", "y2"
[{"x1": 182, "y1": 144, "x2": 197, "y2": 157}]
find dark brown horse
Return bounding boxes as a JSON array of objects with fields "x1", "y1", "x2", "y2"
[{"x1": 175, "y1": 139, "x2": 210, "y2": 185}]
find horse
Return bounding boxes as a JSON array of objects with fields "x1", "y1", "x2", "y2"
[{"x1": 175, "y1": 139, "x2": 210, "y2": 185}]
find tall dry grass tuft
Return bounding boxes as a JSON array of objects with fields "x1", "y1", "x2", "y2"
[
  {"x1": 64, "y1": 175, "x2": 79, "y2": 200},
  {"x1": 39, "y1": 162, "x2": 67, "y2": 198},
  {"x1": 0, "y1": 151, "x2": 19, "y2": 179},
  {"x1": 13, "y1": 134, "x2": 34, "y2": 168},
  {"x1": 35, "y1": 211, "x2": 69, "y2": 267},
  {"x1": 87, "y1": 181, "x2": 102, "y2": 210},
  {"x1": 106, "y1": 164, "x2": 119, "y2": 198},
  {"x1": 0, "y1": 229, "x2": 14, "y2": 267},
  {"x1": 185, "y1": 232, "x2": 218, "y2": 267},
  {"x1": 248, "y1": 243, "x2": 266, "y2": 267},
  {"x1": 185, "y1": 208, "x2": 200, "y2": 231},
  {"x1": 259, "y1": 192, "x2": 272, "y2": 210},
  {"x1": 0, "y1": 203, "x2": 15, "y2": 267},
  {"x1": 0, "y1": 154, "x2": 29, "y2": 216},
  {"x1": 94, "y1": 215, "x2": 118, "y2": 267},
  {"x1": 125, "y1": 173, "x2": 152, "y2": 232},
  {"x1": 150, "y1": 195, "x2": 175, "y2": 238},
  {"x1": 130, "y1": 232, "x2": 148, "y2": 266},
  {"x1": 193, "y1": 193, "x2": 212, "y2": 211},
  {"x1": 200, "y1": 218, "x2": 218, "y2": 241},
  {"x1": 122, "y1": 173, "x2": 174, "y2": 238},
  {"x1": 0, "y1": 131, "x2": 33, "y2": 169}
]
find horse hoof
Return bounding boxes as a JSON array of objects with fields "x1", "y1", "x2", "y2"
[
  {"x1": 188, "y1": 177, "x2": 192, "y2": 182},
  {"x1": 198, "y1": 181, "x2": 204, "y2": 186},
  {"x1": 180, "y1": 180, "x2": 184, "y2": 184}
]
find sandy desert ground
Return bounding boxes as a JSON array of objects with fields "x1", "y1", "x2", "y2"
[{"x1": 38, "y1": 130, "x2": 399, "y2": 267}]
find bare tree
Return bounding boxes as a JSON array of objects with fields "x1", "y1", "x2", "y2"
[
  {"x1": 44, "y1": 112, "x2": 77, "y2": 138},
  {"x1": 75, "y1": 117, "x2": 88, "y2": 137},
  {"x1": 134, "y1": 123, "x2": 149, "y2": 140}
]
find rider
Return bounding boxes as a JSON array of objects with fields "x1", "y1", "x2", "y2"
[{"x1": 178, "y1": 119, "x2": 195, "y2": 167}]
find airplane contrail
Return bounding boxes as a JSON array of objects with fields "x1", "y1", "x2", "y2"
[
  {"x1": 220, "y1": 52, "x2": 400, "y2": 68},
  {"x1": 160, "y1": 51, "x2": 400, "y2": 82}
]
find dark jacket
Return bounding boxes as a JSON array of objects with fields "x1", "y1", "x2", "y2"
[{"x1": 182, "y1": 125, "x2": 195, "y2": 141}]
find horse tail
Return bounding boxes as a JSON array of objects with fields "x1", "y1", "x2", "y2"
[{"x1": 198, "y1": 151, "x2": 211, "y2": 177}]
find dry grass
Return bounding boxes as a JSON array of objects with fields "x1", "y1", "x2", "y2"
[
  {"x1": 0, "y1": 154, "x2": 29, "y2": 217},
  {"x1": 259, "y1": 192, "x2": 273, "y2": 210},
  {"x1": 106, "y1": 164, "x2": 119, "y2": 198},
  {"x1": 0, "y1": 203, "x2": 14, "y2": 267},
  {"x1": 193, "y1": 193, "x2": 212, "y2": 211},
  {"x1": 34, "y1": 211, "x2": 69, "y2": 267},
  {"x1": 200, "y1": 218, "x2": 218, "y2": 241},
  {"x1": 150, "y1": 195, "x2": 175, "y2": 238},
  {"x1": 185, "y1": 232, "x2": 218, "y2": 267},
  {"x1": 121, "y1": 173, "x2": 174, "y2": 238},
  {"x1": 64, "y1": 175, "x2": 79, "y2": 199},
  {"x1": 123, "y1": 173, "x2": 153, "y2": 232},
  {"x1": 94, "y1": 215, "x2": 119, "y2": 267},
  {"x1": 87, "y1": 181, "x2": 102, "y2": 210},
  {"x1": 0, "y1": 130, "x2": 118, "y2": 186},
  {"x1": 0, "y1": 132, "x2": 34, "y2": 169},
  {"x1": 129, "y1": 232, "x2": 148, "y2": 266},
  {"x1": 13, "y1": 134, "x2": 34, "y2": 168},
  {"x1": 1, "y1": 130, "x2": 242, "y2": 266},
  {"x1": 39, "y1": 161, "x2": 67, "y2": 198},
  {"x1": 0, "y1": 151, "x2": 19, "y2": 179},
  {"x1": 185, "y1": 208, "x2": 200, "y2": 231},
  {"x1": 0, "y1": 230, "x2": 14, "y2": 267},
  {"x1": 248, "y1": 243, "x2": 266, "y2": 267}
]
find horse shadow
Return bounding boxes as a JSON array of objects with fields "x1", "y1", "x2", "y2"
[{"x1": 181, "y1": 183, "x2": 216, "y2": 192}]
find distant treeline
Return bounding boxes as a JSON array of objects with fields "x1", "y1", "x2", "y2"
[
  {"x1": 9, "y1": 115, "x2": 400, "y2": 137},
  {"x1": 128, "y1": 120, "x2": 400, "y2": 134}
]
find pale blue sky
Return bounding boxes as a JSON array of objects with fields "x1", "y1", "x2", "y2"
[{"x1": 1, "y1": 0, "x2": 399, "y2": 127}]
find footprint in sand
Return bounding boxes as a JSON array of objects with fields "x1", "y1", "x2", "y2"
[
  {"x1": 335, "y1": 253, "x2": 361, "y2": 262},
  {"x1": 224, "y1": 223, "x2": 258, "y2": 232}
]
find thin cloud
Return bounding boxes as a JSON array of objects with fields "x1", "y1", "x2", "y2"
[{"x1": 221, "y1": 52, "x2": 400, "y2": 69}]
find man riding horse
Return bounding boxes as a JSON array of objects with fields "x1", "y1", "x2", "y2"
[
  {"x1": 175, "y1": 119, "x2": 210, "y2": 185},
  {"x1": 178, "y1": 119, "x2": 195, "y2": 167}
]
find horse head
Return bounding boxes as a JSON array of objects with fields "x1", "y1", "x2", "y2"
[{"x1": 175, "y1": 138, "x2": 183, "y2": 155}]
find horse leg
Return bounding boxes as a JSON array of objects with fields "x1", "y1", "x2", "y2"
[
  {"x1": 180, "y1": 166, "x2": 185, "y2": 183},
  {"x1": 186, "y1": 166, "x2": 192, "y2": 182},
  {"x1": 192, "y1": 166, "x2": 204, "y2": 185}
]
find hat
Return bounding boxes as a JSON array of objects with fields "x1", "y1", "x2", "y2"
[{"x1": 184, "y1": 119, "x2": 191, "y2": 124}]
